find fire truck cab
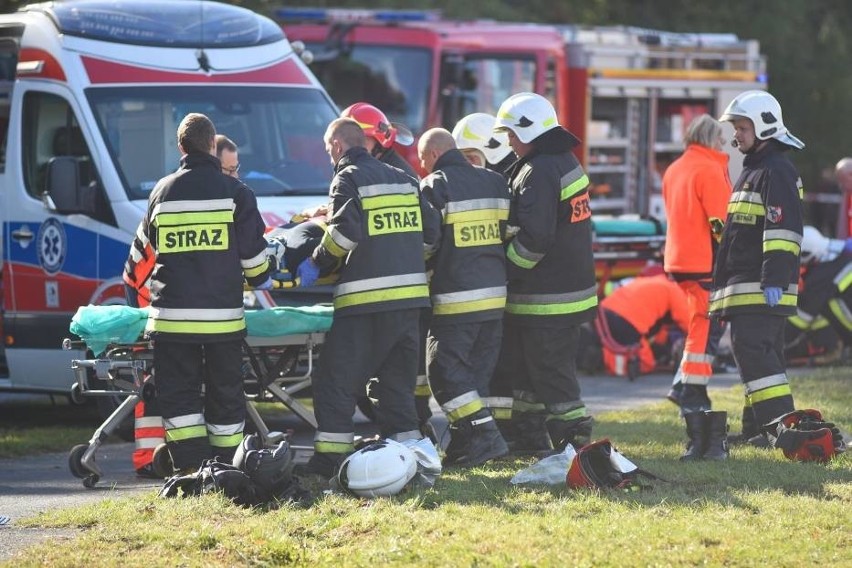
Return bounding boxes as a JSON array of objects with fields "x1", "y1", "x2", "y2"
[{"x1": 0, "y1": 0, "x2": 339, "y2": 396}]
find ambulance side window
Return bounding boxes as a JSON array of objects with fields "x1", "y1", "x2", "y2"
[
  {"x1": 0, "y1": 40, "x2": 16, "y2": 173},
  {"x1": 21, "y1": 91, "x2": 115, "y2": 225}
]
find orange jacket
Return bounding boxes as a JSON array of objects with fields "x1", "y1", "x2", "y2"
[
  {"x1": 601, "y1": 275, "x2": 689, "y2": 335},
  {"x1": 662, "y1": 144, "x2": 731, "y2": 274}
]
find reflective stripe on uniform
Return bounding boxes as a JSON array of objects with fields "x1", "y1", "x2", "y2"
[
  {"x1": 443, "y1": 197, "x2": 510, "y2": 225},
  {"x1": 147, "y1": 306, "x2": 246, "y2": 335},
  {"x1": 744, "y1": 373, "x2": 792, "y2": 404},
  {"x1": 828, "y1": 298, "x2": 852, "y2": 330},
  {"x1": 432, "y1": 286, "x2": 507, "y2": 315},
  {"x1": 135, "y1": 437, "x2": 162, "y2": 450},
  {"x1": 314, "y1": 431, "x2": 355, "y2": 454},
  {"x1": 763, "y1": 229, "x2": 802, "y2": 255},
  {"x1": 242, "y1": 249, "x2": 270, "y2": 278},
  {"x1": 415, "y1": 374, "x2": 431, "y2": 396},
  {"x1": 334, "y1": 272, "x2": 429, "y2": 309},
  {"x1": 546, "y1": 405, "x2": 586, "y2": 422},
  {"x1": 559, "y1": 166, "x2": 590, "y2": 201},
  {"x1": 152, "y1": 198, "x2": 235, "y2": 217},
  {"x1": 833, "y1": 262, "x2": 852, "y2": 292},
  {"x1": 709, "y1": 282, "x2": 797, "y2": 312},
  {"x1": 164, "y1": 413, "x2": 207, "y2": 442},
  {"x1": 506, "y1": 286, "x2": 598, "y2": 316},
  {"x1": 679, "y1": 351, "x2": 713, "y2": 385},
  {"x1": 321, "y1": 226, "x2": 357, "y2": 258},
  {"x1": 359, "y1": 182, "x2": 417, "y2": 199},
  {"x1": 506, "y1": 239, "x2": 544, "y2": 269},
  {"x1": 442, "y1": 390, "x2": 484, "y2": 423},
  {"x1": 484, "y1": 396, "x2": 513, "y2": 420}
]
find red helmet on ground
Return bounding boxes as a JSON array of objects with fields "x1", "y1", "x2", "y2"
[{"x1": 340, "y1": 102, "x2": 413, "y2": 148}]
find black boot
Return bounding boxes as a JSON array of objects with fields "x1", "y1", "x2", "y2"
[
  {"x1": 546, "y1": 416, "x2": 594, "y2": 452},
  {"x1": 446, "y1": 409, "x2": 509, "y2": 467},
  {"x1": 703, "y1": 411, "x2": 729, "y2": 460},
  {"x1": 728, "y1": 405, "x2": 759, "y2": 445},
  {"x1": 680, "y1": 412, "x2": 707, "y2": 461},
  {"x1": 507, "y1": 412, "x2": 552, "y2": 454},
  {"x1": 442, "y1": 418, "x2": 473, "y2": 467}
]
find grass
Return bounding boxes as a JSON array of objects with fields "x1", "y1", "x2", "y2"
[
  {"x1": 0, "y1": 396, "x2": 107, "y2": 458},
  {"x1": 4, "y1": 369, "x2": 852, "y2": 567}
]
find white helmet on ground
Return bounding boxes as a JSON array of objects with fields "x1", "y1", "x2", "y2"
[
  {"x1": 337, "y1": 439, "x2": 417, "y2": 498},
  {"x1": 719, "y1": 90, "x2": 804, "y2": 149},
  {"x1": 452, "y1": 113, "x2": 512, "y2": 165},
  {"x1": 494, "y1": 92, "x2": 559, "y2": 144},
  {"x1": 801, "y1": 225, "x2": 844, "y2": 263}
]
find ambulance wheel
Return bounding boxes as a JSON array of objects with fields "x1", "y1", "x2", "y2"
[
  {"x1": 82, "y1": 474, "x2": 100, "y2": 489},
  {"x1": 152, "y1": 443, "x2": 174, "y2": 479},
  {"x1": 68, "y1": 444, "x2": 89, "y2": 479}
]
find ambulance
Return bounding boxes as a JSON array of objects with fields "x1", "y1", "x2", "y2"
[{"x1": 0, "y1": 0, "x2": 339, "y2": 398}]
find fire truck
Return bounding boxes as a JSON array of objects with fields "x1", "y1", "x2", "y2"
[{"x1": 279, "y1": 9, "x2": 767, "y2": 216}]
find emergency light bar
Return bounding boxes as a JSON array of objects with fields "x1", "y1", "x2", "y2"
[{"x1": 275, "y1": 7, "x2": 441, "y2": 24}]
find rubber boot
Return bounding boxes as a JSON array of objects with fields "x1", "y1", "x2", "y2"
[
  {"x1": 680, "y1": 412, "x2": 707, "y2": 461},
  {"x1": 728, "y1": 405, "x2": 759, "y2": 445},
  {"x1": 442, "y1": 418, "x2": 473, "y2": 467},
  {"x1": 546, "y1": 416, "x2": 594, "y2": 452},
  {"x1": 507, "y1": 412, "x2": 552, "y2": 454},
  {"x1": 703, "y1": 411, "x2": 729, "y2": 460},
  {"x1": 446, "y1": 409, "x2": 509, "y2": 468}
]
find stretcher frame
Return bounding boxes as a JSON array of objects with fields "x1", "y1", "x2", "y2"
[{"x1": 63, "y1": 320, "x2": 325, "y2": 488}]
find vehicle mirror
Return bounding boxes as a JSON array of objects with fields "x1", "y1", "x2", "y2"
[{"x1": 43, "y1": 156, "x2": 94, "y2": 215}]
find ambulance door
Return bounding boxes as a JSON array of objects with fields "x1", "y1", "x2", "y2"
[
  {"x1": 5, "y1": 85, "x2": 115, "y2": 390},
  {"x1": 0, "y1": 24, "x2": 23, "y2": 381}
]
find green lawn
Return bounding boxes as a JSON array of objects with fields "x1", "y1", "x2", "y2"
[{"x1": 6, "y1": 369, "x2": 852, "y2": 567}]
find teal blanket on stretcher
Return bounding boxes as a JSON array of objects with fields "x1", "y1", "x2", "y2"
[{"x1": 70, "y1": 304, "x2": 334, "y2": 355}]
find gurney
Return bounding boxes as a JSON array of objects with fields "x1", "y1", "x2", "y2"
[
  {"x1": 592, "y1": 216, "x2": 666, "y2": 294},
  {"x1": 63, "y1": 303, "x2": 332, "y2": 488}
]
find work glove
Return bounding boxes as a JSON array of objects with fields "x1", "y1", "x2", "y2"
[
  {"x1": 296, "y1": 258, "x2": 320, "y2": 287},
  {"x1": 255, "y1": 277, "x2": 274, "y2": 290},
  {"x1": 763, "y1": 286, "x2": 782, "y2": 307}
]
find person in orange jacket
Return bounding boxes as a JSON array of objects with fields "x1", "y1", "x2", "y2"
[
  {"x1": 662, "y1": 114, "x2": 732, "y2": 460},
  {"x1": 598, "y1": 273, "x2": 690, "y2": 377}
]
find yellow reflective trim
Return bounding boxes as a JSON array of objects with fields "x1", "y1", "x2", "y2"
[
  {"x1": 547, "y1": 407, "x2": 587, "y2": 422},
  {"x1": 454, "y1": 220, "x2": 501, "y2": 248},
  {"x1": 315, "y1": 441, "x2": 354, "y2": 454},
  {"x1": 787, "y1": 315, "x2": 810, "y2": 330},
  {"x1": 829, "y1": 299, "x2": 852, "y2": 331},
  {"x1": 513, "y1": 400, "x2": 545, "y2": 413},
  {"x1": 209, "y1": 433, "x2": 243, "y2": 448},
  {"x1": 709, "y1": 293, "x2": 796, "y2": 311},
  {"x1": 811, "y1": 316, "x2": 830, "y2": 330},
  {"x1": 367, "y1": 207, "x2": 421, "y2": 236},
  {"x1": 507, "y1": 241, "x2": 537, "y2": 269},
  {"x1": 165, "y1": 425, "x2": 208, "y2": 442},
  {"x1": 159, "y1": 224, "x2": 228, "y2": 253},
  {"x1": 415, "y1": 385, "x2": 432, "y2": 396},
  {"x1": 560, "y1": 174, "x2": 590, "y2": 201},
  {"x1": 749, "y1": 384, "x2": 792, "y2": 404},
  {"x1": 154, "y1": 210, "x2": 233, "y2": 227},
  {"x1": 506, "y1": 294, "x2": 598, "y2": 316},
  {"x1": 446, "y1": 399, "x2": 484, "y2": 423},
  {"x1": 149, "y1": 318, "x2": 246, "y2": 334},
  {"x1": 728, "y1": 202, "x2": 766, "y2": 216},
  {"x1": 838, "y1": 271, "x2": 852, "y2": 293},
  {"x1": 335, "y1": 285, "x2": 429, "y2": 309},
  {"x1": 243, "y1": 258, "x2": 269, "y2": 278},
  {"x1": 491, "y1": 408, "x2": 512, "y2": 420},
  {"x1": 361, "y1": 193, "x2": 419, "y2": 210},
  {"x1": 763, "y1": 240, "x2": 801, "y2": 255},
  {"x1": 444, "y1": 208, "x2": 509, "y2": 224},
  {"x1": 433, "y1": 296, "x2": 506, "y2": 315},
  {"x1": 321, "y1": 231, "x2": 348, "y2": 258}
]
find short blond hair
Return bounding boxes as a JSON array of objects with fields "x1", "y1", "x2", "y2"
[{"x1": 685, "y1": 114, "x2": 723, "y2": 148}]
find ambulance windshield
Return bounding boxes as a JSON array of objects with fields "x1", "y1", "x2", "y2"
[{"x1": 86, "y1": 86, "x2": 337, "y2": 199}]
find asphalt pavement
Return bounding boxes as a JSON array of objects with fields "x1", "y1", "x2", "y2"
[{"x1": 0, "y1": 370, "x2": 741, "y2": 561}]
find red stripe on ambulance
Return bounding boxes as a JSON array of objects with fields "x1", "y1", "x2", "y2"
[{"x1": 82, "y1": 56, "x2": 311, "y2": 85}]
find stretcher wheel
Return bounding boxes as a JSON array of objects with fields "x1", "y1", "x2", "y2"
[
  {"x1": 151, "y1": 443, "x2": 174, "y2": 479},
  {"x1": 68, "y1": 444, "x2": 90, "y2": 479},
  {"x1": 82, "y1": 474, "x2": 100, "y2": 489}
]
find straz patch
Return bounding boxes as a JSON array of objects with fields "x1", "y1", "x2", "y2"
[
  {"x1": 766, "y1": 205, "x2": 783, "y2": 224},
  {"x1": 731, "y1": 213, "x2": 757, "y2": 225},
  {"x1": 454, "y1": 219, "x2": 501, "y2": 247},
  {"x1": 368, "y1": 206, "x2": 420, "y2": 236},
  {"x1": 570, "y1": 193, "x2": 592, "y2": 223},
  {"x1": 160, "y1": 224, "x2": 228, "y2": 252}
]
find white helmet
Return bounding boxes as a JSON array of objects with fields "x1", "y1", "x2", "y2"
[
  {"x1": 452, "y1": 113, "x2": 512, "y2": 165},
  {"x1": 801, "y1": 225, "x2": 844, "y2": 263},
  {"x1": 494, "y1": 92, "x2": 559, "y2": 144},
  {"x1": 719, "y1": 90, "x2": 804, "y2": 150},
  {"x1": 337, "y1": 439, "x2": 417, "y2": 498}
]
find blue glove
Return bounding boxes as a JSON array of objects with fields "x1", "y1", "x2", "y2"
[
  {"x1": 296, "y1": 258, "x2": 320, "y2": 287},
  {"x1": 255, "y1": 277, "x2": 274, "y2": 290},
  {"x1": 763, "y1": 286, "x2": 783, "y2": 307},
  {"x1": 844, "y1": 238, "x2": 852, "y2": 255}
]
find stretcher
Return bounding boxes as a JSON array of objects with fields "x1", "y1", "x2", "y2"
[
  {"x1": 592, "y1": 216, "x2": 666, "y2": 294},
  {"x1": 63, "y1": 302, "x2": 332, "y2": 488}
]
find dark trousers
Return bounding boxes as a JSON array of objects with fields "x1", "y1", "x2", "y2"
[
  {"x1": 729, "y1": 313, "x2": 795, "y2": 427},
  {"x1": 427, "y1": 319, "x2": 502, "y2": 411},
  {"x1": 154, "y1": 339, "x2": 245, "y2": 470},
  {"x1": 493, "y1": 322, "x2": 583, "y2": 412},
  {"x1": 314, "y1": 309, "x2": 420, "y2": 444}
]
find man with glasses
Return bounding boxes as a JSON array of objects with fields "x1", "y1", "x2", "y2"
[{"x1": 216, "y1": 134, "x2": 240, "y2": 178}]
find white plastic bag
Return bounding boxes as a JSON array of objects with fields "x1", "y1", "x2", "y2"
[
  {"x1": 401, "y1": 437, "x2": 442, "y2": 488},
  {"x1": 510, "y1": 444, "x2": 577, "y2": 486}
]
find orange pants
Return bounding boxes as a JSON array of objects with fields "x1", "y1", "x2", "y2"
[{"x1": 675, "y1": 280, "x2": 720, "y2": 386}]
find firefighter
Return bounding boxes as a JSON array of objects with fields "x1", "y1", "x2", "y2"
[
  {"x1": 417, "y1": 128, "x2": 511, "y2": 467},
  {"x1": 661, "y1": 114, "x2": 733, "y2": 459},
  {"x1": 492, "y1": 92, "x2": 598, "y2": 453},
  {"x1": 340, "y1": 102, "x2": 418, "y2": 178},
  {"x1": 451, "y1": 113, "x2": 515, "y2": 175},
  {"x1": 216, "y1": 134, "x2": 240, "y2": 178},
  {"x1": 301, "y1": 118, "x2": 440, "y2": 478},
  {"x1": 791, "y1": 226, "x2": 852, "y2": 345},
  {"x1": 711, "y1": 91, "x2": 811, "y2": 448},
  {"x1": 128, "y1": 113, "x2": 273, "y2": 473},
  {"x1": 598, "y1": 273, "x2": 690, "y2": 378}
]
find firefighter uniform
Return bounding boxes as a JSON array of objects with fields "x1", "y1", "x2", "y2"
[
  {"x1": 709, "y1": 139, "x2": 803, "y2": 428},
  {"x1": 494, "y1": 127, "x2": 598, "y2": 451},
  {"x1": 662, "y1": 141, "x2": 732, "y2": 412},
  {"x1": 308, "y1": 145, "x2": 440, "y2": 473},
  {"x1": 794, "y1": 252, "x2": 852, "y2": 345},
  {"x1": 420, "y1": 148, "x2": 511, "y2": 461},
  {"x1": 129, "y1": 151, "x2": 272, "y2": 470}
]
